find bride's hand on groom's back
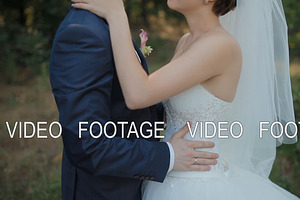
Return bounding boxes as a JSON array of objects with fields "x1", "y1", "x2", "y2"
[{"x1": 168, "y1": 122, "x2": 219, "y2": 171}]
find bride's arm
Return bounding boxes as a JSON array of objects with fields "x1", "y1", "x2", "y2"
[{"x1": 72, "y1": 1, "x2": 238, "y2": 109}]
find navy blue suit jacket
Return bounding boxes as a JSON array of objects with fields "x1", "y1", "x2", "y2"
[{"x1": 49, "y1": 7, "x2": 170, "y2": 200}]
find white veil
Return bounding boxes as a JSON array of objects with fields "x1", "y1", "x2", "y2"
[{"x1": 219, "y1": 0, "x2": 298, "y2": 178}]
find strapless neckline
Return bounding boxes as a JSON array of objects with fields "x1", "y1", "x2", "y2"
[{"x1": 197, "y1": 84, "x2": 232, "y2": 104}]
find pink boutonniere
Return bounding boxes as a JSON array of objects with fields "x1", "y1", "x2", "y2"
[{"x1": 139, "y1": 29, "x2": 153, "y2": 57}]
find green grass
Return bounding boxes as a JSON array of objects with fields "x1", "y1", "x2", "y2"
[{"x1": 0, "y1": 77, "x2": 62, "y2": 200}]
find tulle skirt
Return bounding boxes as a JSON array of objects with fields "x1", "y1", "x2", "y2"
[{"x1": 142, "y1": 166, "x2": 299, "y2": 200}]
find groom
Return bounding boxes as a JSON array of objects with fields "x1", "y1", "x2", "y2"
[{"x1": 50, "y1": 7, "x2": 218, "y2": 200}]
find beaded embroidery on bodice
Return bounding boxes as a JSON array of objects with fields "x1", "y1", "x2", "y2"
[
  {"x1": 143, "y1": 87, "x2": 300, "y2": 199},
  {"x1": 163, "y1": 84, "x2": 231, "y2": 140},
  {"x1": 163, "y1": 84, "x2": 232, "y2": 177}
]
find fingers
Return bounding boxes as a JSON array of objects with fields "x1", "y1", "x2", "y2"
[
  {"x1": 173, "y1": 122, "x2": 191, "y2": 138},
  {"x1": 188, "y1": 140, "x2": 215, "y2": 149},
  {"x1": 71, "y1": 0, "x2": 90, "y2": 3},
  {"x1": 193, "y1": 158, "x2": 218, "y2": 165},
  {"x1": 193, "y1": 151, "x2": 219, "y2": 159},
  {"x1": 72, "y1": 2, "x2": 93, "y2": 11},
  {"x1": 174, "y1": 155, "x2": 217, "y2": 171},
  {"x1": 189, "y1": 165, "x2": 211, "y2": 171},
  {"x1": 173, "y1": 124, "x2": 189, "y2": 138}
]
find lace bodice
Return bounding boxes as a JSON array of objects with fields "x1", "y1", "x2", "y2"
[
  {"x1": 163, "y1": 84, "x2": 232, "y2": 177},
  {"x1": 163, "y1": 84, "x2": 231, "y2": 140}
]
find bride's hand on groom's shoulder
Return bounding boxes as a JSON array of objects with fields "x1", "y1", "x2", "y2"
[
  {"x1": 168, "y1": 123, "x2": 219, "y2": 172},
  {"x1": 71, "y1": 0, "x2": 125, "y2": 20}
]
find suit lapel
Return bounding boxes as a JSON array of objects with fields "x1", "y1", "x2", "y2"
[
  {"x1": 101, "y1": 19, "x2": 149, "y2": 74},
  {"x1": 132, "y1": 40, "x2": 149, "y2": 75}
]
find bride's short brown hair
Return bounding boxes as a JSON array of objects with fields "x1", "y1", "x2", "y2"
[{"x1": 213, "y1": 0, "x2": 237, "y2": 16}]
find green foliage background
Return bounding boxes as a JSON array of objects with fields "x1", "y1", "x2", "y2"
[{"x1": 0, "y1": 0, "x2": 299, "y2": 199}]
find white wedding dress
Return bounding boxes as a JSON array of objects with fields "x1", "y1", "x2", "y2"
[{"x1": 142, "y1": 84, "x2": 299, "y2": 200}]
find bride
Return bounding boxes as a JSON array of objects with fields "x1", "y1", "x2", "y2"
[{"x1": 72, "y1": 0, "x2": 299, "y2": 199}]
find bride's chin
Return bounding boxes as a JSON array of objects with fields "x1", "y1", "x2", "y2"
[
  {"x1": 167, "y1": 0, "x2": 178, "y2": 11},
  {"x1": 167, "y1": 0, "x2": 187, "y2": 14}
]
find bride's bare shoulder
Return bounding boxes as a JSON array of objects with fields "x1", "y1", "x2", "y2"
[
  {"x1": 206, "y1": 29, "x2": 240, "y2": 50},
  {"x1": 209, "y1": 29, "x2": 241, "y2": 58},
  {"x1": 174, "y1": 33, "x2": 190, "y2": 53},
  {"x1": 179, "y1": 33, "x2": 190, "y2": 43},
  {"x1": 195, "y1": 29, "x2": 242, "y2": 65},
  {"x1": 186, "y1": 28, "x2": 242, "y2": 75}
]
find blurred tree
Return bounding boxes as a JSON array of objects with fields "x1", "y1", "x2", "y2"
[
  {"x1": 0, "y1": 0, "x2": 299, "y2": 82},
  {"x1": 124, "y1": 0, "x2": 184, "y2": 28},
  {"x1": 0, "y1": 0, "x2": 69, "y2": 83},
  {"x1": 0, "y1": 0, "x2": 28, "y2": 26},
  {"x1": 282, "y1": 0, "x2": 300, "y2": 59},
  {"x1": 141, "y1": 0, "x2": 149, "y2": 27},
  {"x1": 32, "y1": 0, "x2": 69, "y2": 44}
]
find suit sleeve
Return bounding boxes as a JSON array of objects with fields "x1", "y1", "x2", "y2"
[
  {"x1": 50, "y1": 23, "x2": 170, "y2": 182},
  {"x1": 155, "y1": 103, "x2": 165, "y2": 122}
]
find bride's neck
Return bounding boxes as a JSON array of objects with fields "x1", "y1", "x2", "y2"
[{"x1": 183, "y1": 8, "x2": 221, "y2": 39}]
